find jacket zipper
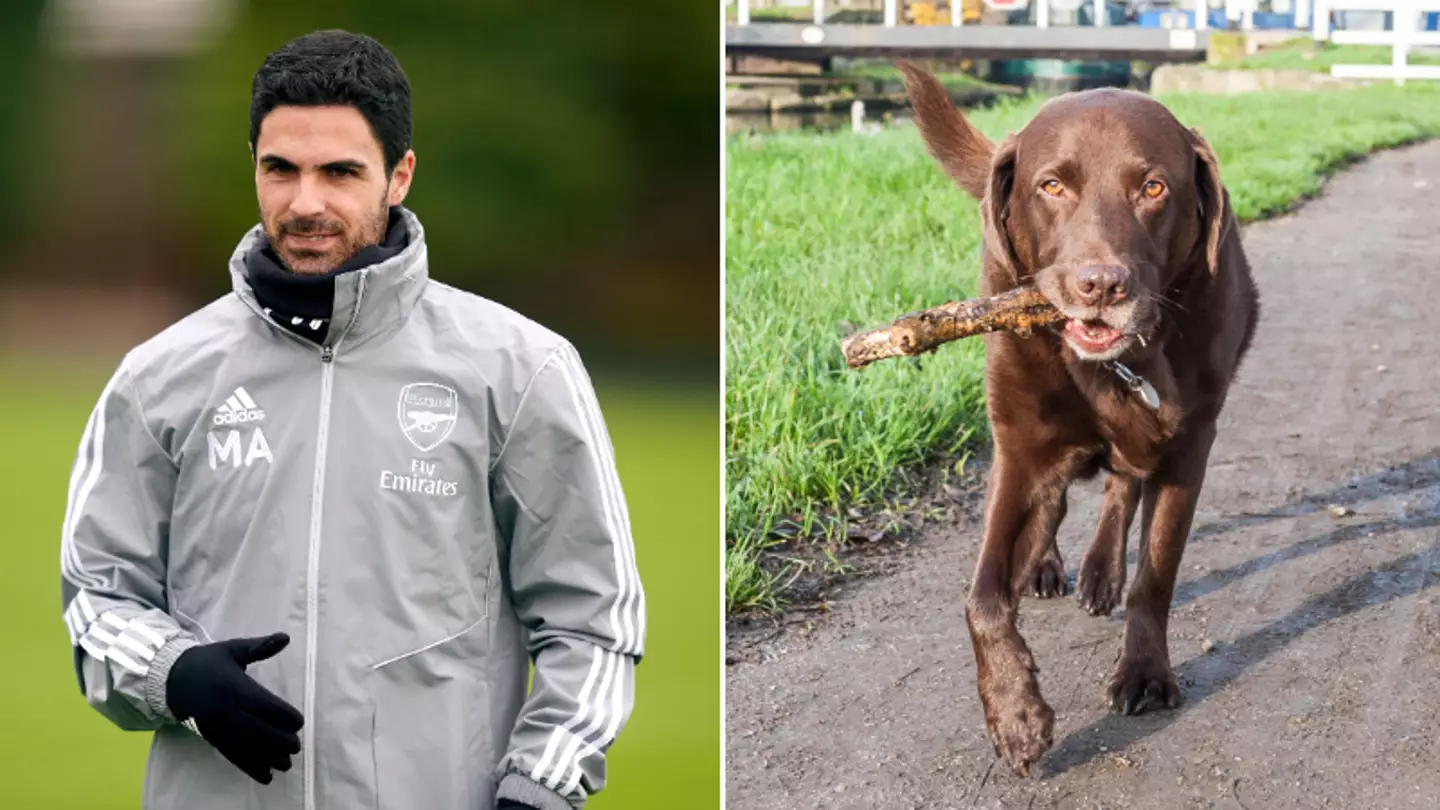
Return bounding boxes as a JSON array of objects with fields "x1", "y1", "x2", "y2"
[{"x1": 303, "y1": 270, "x2": 367, "y2": 810}]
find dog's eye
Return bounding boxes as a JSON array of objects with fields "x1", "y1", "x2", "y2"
[
  {"x1": 1143, "y1": 180, "x2": 1166, "y2": 199},
  {"x1": 1040, "y1": 179, "x2": 1064, "y2": 197}
]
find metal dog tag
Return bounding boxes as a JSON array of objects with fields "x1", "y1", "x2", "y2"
[
  {"x1": 1110, "y1": 361, "x2": 1161, "y2": 411},
  {"x1": 1136, "y1": 378, "x2": 1161, "y2": 410}
]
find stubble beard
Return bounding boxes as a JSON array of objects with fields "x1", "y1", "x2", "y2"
[{"x1": 267, "y1": 187, "x2": 391, "y2": 276}]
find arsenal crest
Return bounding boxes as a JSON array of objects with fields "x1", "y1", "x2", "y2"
[{"x1": 397, "y1": 382, "x2": 458, "y2": 452}]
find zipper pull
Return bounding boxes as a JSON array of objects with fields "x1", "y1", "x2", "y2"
[{"x1": 321, "y1": 346, "x2": 334, "y2": 363}]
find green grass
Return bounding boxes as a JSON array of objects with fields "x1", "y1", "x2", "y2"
[
  {"x1": 842, "y1": 61, "x2": 1004, "y2": 93},
  {"x1": 724, "y1": 6, "x2": 810, "y2": 23},
  {"x1": 725, "y1": 82, "x2": 1440, "y2": 613},
  {"x1": 1212, "y1": 38, "x2": 1440, "y2": 73},
  {"x1": 0, "y1": 356, "x2": 718, "y2": 809}
]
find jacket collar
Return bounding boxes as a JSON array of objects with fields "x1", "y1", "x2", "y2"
[{"x1": 229, "y1": 206, "x2": 430, "y2": 350}]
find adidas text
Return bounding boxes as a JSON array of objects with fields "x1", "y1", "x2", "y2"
[
  {"x1": 213, "y1": 408, "x2": 266, "y2": 426},
  {"x1": 214, "y1": 386, "x2": 265, "y2": 426}
]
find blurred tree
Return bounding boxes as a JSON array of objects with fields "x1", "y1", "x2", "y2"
[{"x1": 0, "y1": 2, "x2": 49, "y2": 249}]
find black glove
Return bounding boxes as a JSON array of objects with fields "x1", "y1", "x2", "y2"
[
  {"x1": 497, "y1": 802, "x2": 536, "y2": 810},
  {"x1": 165, "y1": 632, "x2": 304, "y2": 784}
]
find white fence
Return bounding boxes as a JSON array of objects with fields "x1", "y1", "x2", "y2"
[
  {"x1": 729, "y1": 0, "x2": 1440, "y2": 38},
  {"x1": 730, "y1": 1, "x2": 1440, "y2": 84},
  {"x1": 1314, "y1": 1, "x2": 1440, "y2": 84},
  {"x1": 732, "y1": 0, "x2": 1203, "y2": 28},
  {"x1": 727, "y1": 1, "x2": 1362, "y2": 32}
]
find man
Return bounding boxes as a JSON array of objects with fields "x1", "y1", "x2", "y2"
[{"x1": 58, "y1": 30, "x2": 645, "y2": 810}]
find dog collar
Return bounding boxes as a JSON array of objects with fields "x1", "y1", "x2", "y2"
[{"x1": 1107, "y1": 361, "x2": 1161, "y2": 410}]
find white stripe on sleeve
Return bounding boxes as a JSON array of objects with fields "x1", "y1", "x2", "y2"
[
  {"x1": 561, "y1": 344, "x2": 643, "y2": 652},
  {"x1": 62, "y1": 606, "x2": 79, "y2": 646},
  {"x1": 77, "y1": 611, "x2": 158, "y2": 676},
  {"x1": 558, "y1": 652, "x2": 631, "y2": 796},
  {"x1": 128, "y1": 620, "x2": 165, "y2": 649},
  {"x1": 62, "y1": 363, "x2": 128, "y2": 590},
  {"x1": 60, "y1": 408, "x2": 99, "y2": 584},
  {"x1": 543, "y1": 651, "x2": 623, "y2": 789},
  {"x1": 115, "y1": 630, "x2": 157, "y2": 662},
  {"x1": 87, "y1": 625, "x2": 119, "y2": 648},
  {"x1": 77, "y1": 635, "x2": 106, "y2": 662},
  {"x1": 106, "y1": 648, "x2": 147, "y2": 676},
  {"x1": 530, "y1": 646, "x2": 606, "y2": 784},
  {"x1": 553, "y1": 347, "x2": 642, "y2": 655}
]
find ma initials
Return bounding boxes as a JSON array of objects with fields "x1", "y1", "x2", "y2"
[{"x1": 207, "y1": 428, "x2": 274, "y2": 470}]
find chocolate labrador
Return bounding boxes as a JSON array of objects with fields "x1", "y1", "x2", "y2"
[{"x1": 895, "y1": 62, "x2": 1260, "y2": 775}]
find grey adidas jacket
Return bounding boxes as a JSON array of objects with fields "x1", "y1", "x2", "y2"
[{"x1": 57, "y1": 207, "x2": 646, "y2": 810}]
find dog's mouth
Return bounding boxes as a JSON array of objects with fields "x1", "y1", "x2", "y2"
[
  {"x1": 1062, "y1": 319, "x2": 1130, "y2": 357},
  {"x1": 1032, "y1": 268, "x2": 1154, "y2": 360}
]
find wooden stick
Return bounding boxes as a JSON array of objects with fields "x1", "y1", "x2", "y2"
[{"x1": 841, "y1": 286, "x2": 1065, "y2": 370}]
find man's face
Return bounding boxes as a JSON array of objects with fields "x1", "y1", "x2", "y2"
[{"x1": 253, "y1": 105, "x2": 414, "y2": 275}]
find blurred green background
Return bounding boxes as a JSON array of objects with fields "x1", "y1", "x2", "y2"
[{"x1": 0, "y1": 1, "x2": 718, "y2": 808}]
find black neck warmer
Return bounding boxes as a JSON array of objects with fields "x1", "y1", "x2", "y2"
[{"x1": 245, "y1": 207, "x2": 410, "y2": 342}]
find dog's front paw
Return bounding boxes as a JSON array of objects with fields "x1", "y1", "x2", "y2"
[
  {"x1": 983, "y1": 690, "x2": 1055, "y2": 776},
  {"x1": 1076, "y1": 551, "x2": 1124, "y2": 616},
  {"x1": 1107, "y1": 654, "x2": 1182, "y2": 715},
  {"x1": 1026, "y1": 550, "x2": 1070, "y2": 599}
]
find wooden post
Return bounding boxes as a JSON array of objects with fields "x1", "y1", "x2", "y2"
[
  {"x1": 1037, "y1": 0, "x2": 1050, "y2": 28},
  {"x1": 1196, "y1": 0, "x2": 1208, "y2": 31},
  {"x1": 737, "y1": 0, "x2": 750, "y2": 25},
  {"x1": 813, "y1": 0, "x2": 824, "y2": 25},
  {"x1": 1312, "y1": 0, "x2": 1329, "y2": 40},
  {"x1": 884, "y1": 0, "x2": 897, "y2": 27},
  {"x1": 953, "y1": 0, "x2": 964, "y2": 26},
  {"x1": 1295, "y1": 0, "x2": 1310, "y2": 29},
  {"x1": 1094, "y1": 0, "x2": 1104, "y2": 27}
]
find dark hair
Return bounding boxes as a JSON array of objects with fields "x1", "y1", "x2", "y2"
[{"x1": 249, "y1": 30, "x2": 412, "y2": 174}]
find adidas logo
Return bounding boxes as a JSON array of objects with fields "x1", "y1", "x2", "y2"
[{"x1": 213, "y1": 386, "x2": 266, "y2": 426}]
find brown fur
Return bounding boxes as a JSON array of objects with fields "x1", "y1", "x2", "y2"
[
  {"x1": 898, "y1": 61, "x2": 997, "y2": 200},
  {"x1": 896, "y1": 61, "x2": 1260, "y2": 775}
]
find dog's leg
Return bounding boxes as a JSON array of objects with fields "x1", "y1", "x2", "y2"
[
  {"x1": 1107, "y1": 424, "x2": 1216, "y2": 715},
  {"x1": 1077, "y1": 473, "x2": 1141, "y2": 616},
  {"x1": 967, "y1": 451, "x2": 1066, "y2": 775},
  {"x1": 1020, "y1": 488, "x2": 1070, "y2": 599}
]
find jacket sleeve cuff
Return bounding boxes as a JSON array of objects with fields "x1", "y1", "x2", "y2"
[
  {"x1": 143, "y1": 635, "x2": 200, "y2": 724},
  {"x1": 496, "y1": 772, "x2": 577, "y2": 810}
]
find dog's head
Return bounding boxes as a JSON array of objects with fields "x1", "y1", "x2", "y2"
[{"x1": 899, "y1": 62, "x2": 1230, "y2": 362}]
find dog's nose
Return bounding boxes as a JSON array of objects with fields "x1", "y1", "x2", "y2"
[{"x1": 1074, "y1": 264, "x2": 1130, "y2": 306}]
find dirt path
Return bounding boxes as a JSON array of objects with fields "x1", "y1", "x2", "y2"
[{"x1": 726, "y1": 141, "x2": 1440, "y2": 810}]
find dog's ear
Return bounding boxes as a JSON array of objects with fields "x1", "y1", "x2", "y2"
[
  {"x1": 1191, "y1": 127, "x2": 1231, "y2": 277},
  {"x1": 979, "y1": 134, "x2": 1025, "y2": 282},
  {"x1": 981, "y1": 134, "x2": 1023, "y2": 282},
  {"x1": 896, "y1": 60, "x2": 994, "y2": 200}
]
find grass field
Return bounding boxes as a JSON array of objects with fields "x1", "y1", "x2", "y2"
[
  {"x1": 1211, "y1": 39, "x2": 1440, "y2": 73},
  {"x1": 842, "y1": 61, "x2": 1011, "y2": 94},
  {"x1": 725, "y1": 81, "x2": 1440, "y2": 613},
  {"x1": 0, "y1": 355, "x2": 719, "y2": 809}
]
